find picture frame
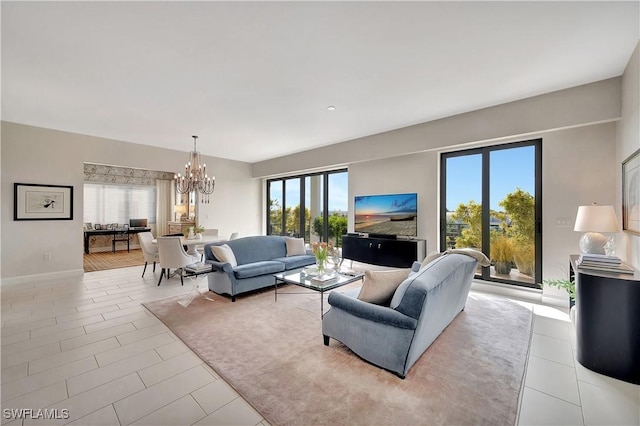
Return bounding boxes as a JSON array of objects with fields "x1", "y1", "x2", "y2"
[
  {"x1": 622, "y1": 148, "x2": 640, "y2": 235},
  {"x1": 94, "y1": 224, "x2": 102, "y2": 230},
  {"x1": 14, "y1": 183, "x2": 73, "y2": 221}
]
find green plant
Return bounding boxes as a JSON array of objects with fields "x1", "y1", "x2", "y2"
[
  {"x1": 540, "y1": 279, "x2": 575, "y2": 301},
  {"x1": 188, "y1": 225, "x2": 206, "y2": 235}
]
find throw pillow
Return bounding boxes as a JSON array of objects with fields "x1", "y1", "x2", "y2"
[
  {"x1": 445, "y1": 248, "x2": 491, "y2": 266},
  {"x1": 420, "y1": 251, "x2": 444, "y2": 270},
  {"x1": 357, "y1": 269, "x2": 411, "y2": 305},
  {"x1": 211, "y1": 244, "x2": 238, "y2": 267},
  {"x1": 285, "y1": 237, "x2": 306, "y2": 257}
]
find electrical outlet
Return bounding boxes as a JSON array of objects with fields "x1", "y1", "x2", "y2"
[
  {"x1": 556, "y1": 217, "x2": 572, "y2": 228},
  {"x1": 43, "y1": 253, "x2": 52, "y2": 261}
]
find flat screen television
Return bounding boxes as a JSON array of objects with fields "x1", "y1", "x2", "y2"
[{"x1": 354, "y1": 193, "x2": 417, "y2": 237}]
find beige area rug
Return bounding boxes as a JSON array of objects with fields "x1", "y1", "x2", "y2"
[
  {"x1": 143, "y1": 285, "x2": 533, "y2": 426},
  {"x1": 83, "y1": 249, "x2": 145, "y2": 272}
]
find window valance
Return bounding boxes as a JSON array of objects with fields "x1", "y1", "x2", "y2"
[{"x1": 84, "y1": 163, "x2": 174, "y2": 186}]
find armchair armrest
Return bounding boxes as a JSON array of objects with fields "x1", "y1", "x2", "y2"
[
  {"x1": 205, "y1": 259, "x2": 234, "y2": 273},
  {"x1": 327, "y1": 292, "x2": 417, "y2": 330}
]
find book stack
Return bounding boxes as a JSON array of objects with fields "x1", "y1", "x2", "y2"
[
  {"x1": 576, "y1": 254, "x2": 635, "y2": 274},
  {"x1": 311, "y1": 273, "x2": 338, "y2": 285},
  {"x1": 185, "y1": 262, "x2": 212, "y2": 273}
]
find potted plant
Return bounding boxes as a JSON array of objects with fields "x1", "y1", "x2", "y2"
[
  {"x1": 491, "y1": 236, "x2": 514, "y2": 275},
  {"x1": 513, "y1": 242, "x2": 535, "y2": 276},
  {"x1": 540, "y1": 278, "x2": 575, "y2": 305},
  {"x1": 185, "y1": 225, "x2": 206, "y2": 239},
  {"x1": 539, "y1": 278, "x2": 577, "y2": 323}
]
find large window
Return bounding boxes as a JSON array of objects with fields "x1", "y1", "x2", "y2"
[
  {"x1": 84, "y1": 183, "x2": 156, "y2": 225},
  {"x1": 441, "y1": 140, "x2": 541, "y2": 288},
  {"x1": 267, "y1": 170, "x2": 348, "y2": 246}
]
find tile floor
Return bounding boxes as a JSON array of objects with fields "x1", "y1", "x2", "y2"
[{"x1": 1, "y1": 266, "x2": 638, "y2": 425}]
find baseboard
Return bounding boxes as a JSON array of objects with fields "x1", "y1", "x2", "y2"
[
  {"x1": 87, "y1": 244, "x2": 141, "y2": 253},
  {"x1": 471, "y1": 280, "x2": 542, "y2": 303},
  {"x1": 1, "y1": 269, "x2": 84, "y2": 287}
]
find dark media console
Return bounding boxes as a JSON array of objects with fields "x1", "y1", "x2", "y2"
[{"x1": 342, "y1": 235, "x2": 426, "y2": 268}]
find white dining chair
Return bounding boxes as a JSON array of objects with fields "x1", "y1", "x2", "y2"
[
  {"x1": 138, "y1": 231, "x2": 159, "y2": 277},
  {"x1": 229, "y1": 231, "x2": 239, "y2": 240},
  {"x1": 203, "y1": 228, "x2": 219, "y2": 236},
  {"x1": 156, "y1": 236, "x2": 200, "y2": 286}
]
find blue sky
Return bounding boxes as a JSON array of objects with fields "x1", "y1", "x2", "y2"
[
  {"x1": 446, "y1": 145, "x2": 535, "y2": 211},
  {"x1": 269, "y1": 172, "x2": 349, "y2": 212}
]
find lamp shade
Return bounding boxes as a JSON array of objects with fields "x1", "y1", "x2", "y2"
[
  {"x1": 174, "y1": 205, "x2": 187, "y2": 214},
  {"x1": 574, "y1": 205, "x2": 619, "y2": 233}
]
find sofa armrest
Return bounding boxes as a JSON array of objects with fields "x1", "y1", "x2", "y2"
[
  {"x1": 327, "y1": 292, "x2": 417, "y2": 330},
  {"x1": 205, "y1": 259, "x2": 234, "y2": 273}
]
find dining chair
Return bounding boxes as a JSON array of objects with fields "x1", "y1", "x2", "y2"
[
  {"x1": 203, "y1": 228, "x2": 219, "y2": 236},
  {"x1": 138, "y1": 231, "x2": 159, "y2": 277},
  {"x1": 156, "y1": 236, "x2": 200, "y2": 286},
  {"x1": 229, "y1": 231, "x2": 239, "y2": 240}
]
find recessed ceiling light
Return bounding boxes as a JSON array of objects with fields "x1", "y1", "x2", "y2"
[{"x1": 327, "y1": 106, "x2": 336, "y2": 111}]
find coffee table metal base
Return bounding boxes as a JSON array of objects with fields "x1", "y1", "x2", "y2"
[{"x1": 273, "y1": 270, "x2": 364, "y2": 319}]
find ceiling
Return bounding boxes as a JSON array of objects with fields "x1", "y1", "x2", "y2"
[{"x1": 2, "y1": 1, "x2": 639, "y2": 163}]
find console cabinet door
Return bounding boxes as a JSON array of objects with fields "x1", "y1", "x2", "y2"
[{"x1": 342, "y1": 236, "x2": 423, "y2": 268}]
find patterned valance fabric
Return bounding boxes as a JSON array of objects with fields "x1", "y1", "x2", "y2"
[{"x1": 84, "y1": 163, "x2": 175, "y2": 186}]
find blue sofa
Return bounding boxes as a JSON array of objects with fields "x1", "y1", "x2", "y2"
[
  {"x1": 322, "y1": 252, "x2": 479, "y2": 378},
  {"x1": 204, "y1": 235, "x2": 316, "y2": 301}
]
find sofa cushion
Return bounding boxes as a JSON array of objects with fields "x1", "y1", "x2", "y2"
[
  {"x1": 225, "y1": 236, "x2": 288, "y2": 264},
  {"x1": 210, "y1": 244, "x2": 238, "y2": 267},
  {"x1": 285, "y1": 237, "x2": 306, "y2": 256},
  {"x1": 233, "y1": 261, "x2": 285, "y2": 279},
  {"x1": 272, "y1": 255, "x2": 316, "y2": 270},
  {"x1": 357, "y1": 269, "x2": 411, "y2": 305}
]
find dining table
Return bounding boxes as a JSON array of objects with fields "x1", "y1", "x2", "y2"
[{"x1": 153, "y1": 235, "x2": 227, "y2": 259}]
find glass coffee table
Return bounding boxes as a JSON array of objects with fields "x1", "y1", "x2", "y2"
[{"x1": 273, "y1": 268, "x2": 364, "y2": 318}]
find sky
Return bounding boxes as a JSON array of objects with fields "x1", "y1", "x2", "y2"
[
  {"x1": 269, "y1": 172, "x2": 349, "y2": 212},
  {"x1": 446, "y1": 145, "x2": 535, "y2": 211}
]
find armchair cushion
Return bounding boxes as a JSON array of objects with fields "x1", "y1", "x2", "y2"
[
  {"x1": 357, "y1": 269, "x2": 411, "y2": 305},
  {"x1": 211, "y1": 244, "x2": 238, "y2": 267}
]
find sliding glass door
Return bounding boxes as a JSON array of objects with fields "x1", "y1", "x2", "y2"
[
  {"x1": 267, "y1": 169, "x2": 347, "y2": 246},
  {"x1": 441, "y1": 140, "x2": 541, "y2": 288}
]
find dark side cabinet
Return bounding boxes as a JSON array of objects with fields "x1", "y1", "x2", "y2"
[
  {"x1": 342, "y1": 235, "x2": 426, "y2": 268},
  {"x1": 570, "y1": 255, "x2": 640, "y2": 385}
]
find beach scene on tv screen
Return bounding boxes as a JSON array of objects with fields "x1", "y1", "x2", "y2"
[{"x1": 354, "y1": 193, "x2": 417, "y2": 236}]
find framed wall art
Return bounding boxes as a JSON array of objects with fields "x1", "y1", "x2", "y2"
[
  {"x1": 622, "y1": 148, "x2": 640, "y2": 235},
  {"x1": 14, "y1": 183, "x2": 74, "y2": 221}
]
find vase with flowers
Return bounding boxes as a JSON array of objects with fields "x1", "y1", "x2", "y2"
[{"x1": 312, "y1": 242, "x2": 332, "y2": 274}]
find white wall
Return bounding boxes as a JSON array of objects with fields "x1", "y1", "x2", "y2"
[
  {"x1": 253, "y1": 78, "x2": 621, "y2": 178},
  {"x1": 348, "y1": 152, "x2": 438, "y2": 253},
  {"x1": 0, "y1": 122, "x2": 261, "y2": 280},
  {"x1": 347, "y1": 124, "x2": 617, "y2": 294},
  {"x1": 617, "y1": 42, "x2": 640, "y2": 270}
]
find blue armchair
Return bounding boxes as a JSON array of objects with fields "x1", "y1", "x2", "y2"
[{"x1": 322, "y1": 253, "x2": 479, "y2": 378}]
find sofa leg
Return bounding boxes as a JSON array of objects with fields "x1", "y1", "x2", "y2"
[
  {"x1": 231, "y1": 295, "x2": 236, "y2": 302},
  {"x1": 323, "y1": 335, "x2": 330, "y2": 346}
]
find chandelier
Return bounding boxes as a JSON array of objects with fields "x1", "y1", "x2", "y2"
[{"x1": 174, "y1": 135, "x2": 215, "y2": 203}]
